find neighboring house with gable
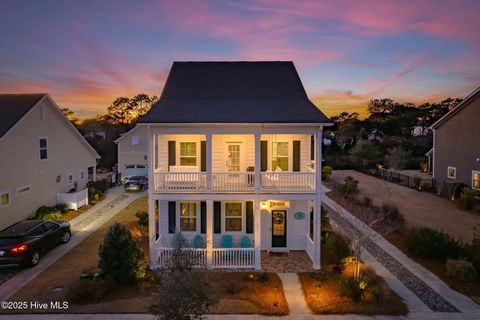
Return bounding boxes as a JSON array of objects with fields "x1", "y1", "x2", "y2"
[
  {"x1": 429, "y1": 87, "x2": 480, "y2": 195},
  {"x1": 137, "y1": 61, "x2": 331, "y2": 270},
  {"x1": 114, "y1": 125, "x2": 148, "y2": 182},
  {"x1": 0, "y1": 94, "x2": 100, "y2": 230}
]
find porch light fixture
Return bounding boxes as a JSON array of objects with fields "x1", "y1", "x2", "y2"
[{"x1": 260, "y1": 201, "x2": 268, "y2": 210}]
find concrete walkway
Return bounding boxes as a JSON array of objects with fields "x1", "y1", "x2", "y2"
[
  {"x1": 277, "y1": 273, "x2": 311, "y2": 314},
  {"x1": 323, "y1": 195, "x2": 480, "y2": 316},
  {"x1": 0, "y1": 187, "x2": 144, "y2": 301}
]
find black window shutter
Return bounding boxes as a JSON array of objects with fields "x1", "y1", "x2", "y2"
[
  {"x1": 310, "y1": 135, "x2": 315, "y2": 161},
  {"x1": 168, "y1": 141, "x2": 176, "y2": 170},
  {"x1": 246, "y1": 201, "x2": 254, "y2": 234},
  {"x1": 214, "y1": 201, "x2": 221, "y2": 234},
  {"x1": 200, "y1": 141, "x2": 206, "y2": 172},
  {"x1": 168, "y1": 201, "x2": 176, "y2": 234},
  {"x1": 260, "y1": 140, "x2": 268, "y2": 171},
  {"x1": 200, "y1": 201, "x2": 206, "y2": 234},
  {"x1": 293, "y1": 140, "x2": 301, "y2": 172}
]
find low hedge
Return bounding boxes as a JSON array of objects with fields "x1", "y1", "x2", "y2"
[
  {"x1": 405, "y1": 228, "x2": 466, "y2": 260},
  {"x1": 35, "y1": 205, "x2": 63, "y2": 220}
]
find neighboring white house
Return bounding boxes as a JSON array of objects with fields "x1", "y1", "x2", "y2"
[
  {"x1": 411, "y1": 125, "x2": 430, "y2": 137},
  {"x1": 0, "y1": 94, "x2": 100, "y2": 230},
  {"x1": 114, "y1": 125, "x2": 148, "y2": 182},
  {"x1": 138, "y1": 61, "x2": 331, "y2": 270}
]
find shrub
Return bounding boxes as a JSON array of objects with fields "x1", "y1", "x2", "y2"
[
  {"x1": 321, "y1": 205, "x2": 331, "y2": 240},
  {"x1": 35, "y1": 206, "x2": 62, "y2": 220},
  {"x1": 135, "y1": 211, "x2": 148, "y2": 230},
  {"x1": 460, "y1": 187, "x2": 476, "y2": 210},
  {"x1": 412, "y1": 176, "x2": 422, "y2": 190},
  {"x1": 257, "y1": 272, "x2": 270, "y2": 283},
  {"x1": 466, "y1": 223, "x2": 480, "y2": 277},
  {"x1": 420, "y1": 183, "x2": 432, "y2": 192},
  {"x1": 326, "y1": 233, "x2": 351, "y2": 273},
  {"x1": 322, "y1": 166, "x2": 333, "y2": 180},
  {"x1": 55, "y1": 203, "x2": 69, "y2": 214},
  {"x1": 446, "y1": 259, "x2": 477, "y2": 281},
  {"x1": 362, "y1": 197, "x2": 373, "y2": 207},
  {"x1": 69, "y1": 279, "x2": 108, "y2": 302},
  {"x1": 364, "y1": 286, "x2": 384, "y2": 304},
  {"x1": 98, "y1": 223, "x2": 146, "y2": 284},
  {"x1": 342, "y1": 176, "x2": 359, "y2": 195},
  {"x1": 405, "y1": 228, "x2": 466, "y2": 260},
  {"x1": 92, "y1": 179, "x2": 109, "y2": 193},
  {"x1": 338, "y1": 276, "x2": 362, "y2": 302},
  {"x1": 381, "y1": 203, "x2": 404, "y2": 223}
]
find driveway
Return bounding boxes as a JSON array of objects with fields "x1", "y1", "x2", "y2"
[
  {"x1": 329, "y1": 170, "x2": 480, "y2": 242},
  {"x1": 0, "y1": 187, "x2": 145, "y2": 301}
]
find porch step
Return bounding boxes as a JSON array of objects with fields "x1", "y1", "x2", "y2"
[{"x1": 268, "y1": 248, "x2": 289, "y2": 253}]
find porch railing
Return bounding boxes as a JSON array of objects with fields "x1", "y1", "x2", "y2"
[
  {"x1": 154, "y1": 172, "x2": 206, "y2": 191},
  {"x1": 212, "y1": 172, "x2": 255, "y2": 191},
  {"x1": 261, "y1": 172, "x2": 315, "y2": 192},
  {"x1": 305, "y1": 234, "x2": 315, "y2": 262},
  {"x1": 155, "y1": 248, "x2": 207, "y2": 268},
  {"x1": 212, "y1": 248, "x2": 256, "y2": 268}
]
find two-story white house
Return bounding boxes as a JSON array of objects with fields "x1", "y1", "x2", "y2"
[
  {"x1": 0, "y1": 94, "x2": 100, "y2": 230},
  {"x1": 138, "y1": 61, "x2": 331, "y2": 270}
]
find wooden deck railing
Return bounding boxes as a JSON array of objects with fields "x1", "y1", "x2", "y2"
[
  {"x1": 212, "y1": 172, "x2": 255, "y2": 191},
  {"x1": 211, "y1": 248, "x2": 256, "y2": 268},
  {"x1": 261, "y1": 172, "x2": 315, "y2": 192}
]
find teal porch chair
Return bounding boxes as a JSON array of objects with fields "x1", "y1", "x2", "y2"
[{"x1": 193, "y1": 235, "x2": 205, "y2": 248}]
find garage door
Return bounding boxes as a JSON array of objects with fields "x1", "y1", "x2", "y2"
[{"x1": 124, "y1": 164, "x2": 148, "y2": 180}]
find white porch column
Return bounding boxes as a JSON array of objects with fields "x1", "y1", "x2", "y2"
[
  {"x1": 313, "y1": 126, "x2": 323, "y2": 270},
  {"x1": 206, "y1": 132, "x2": 212, "y2": 191},
  {"x1": 254, "y1": 200, "x2": 262, "y2": 270},
  {"x1": 206, "y1": 200, "x2": 213, "y2": 267},
  {"x1": 147, "y1": 125, "x2": 156, "y2": 269},
  {"x1": 254, "y1": 133, "x2": 261, "y2": 191}
]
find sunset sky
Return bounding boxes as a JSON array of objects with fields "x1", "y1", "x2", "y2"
[{"x1": 1, "y1": 0, "x2": 479, "y2": 118}]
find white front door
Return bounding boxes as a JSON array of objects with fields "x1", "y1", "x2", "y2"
[{"x1": 225, "y1": 143, "x2": 242, "y2": 172}]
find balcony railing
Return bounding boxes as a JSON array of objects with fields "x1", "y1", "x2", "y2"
[
  {"x1": 154, "y1": 171, "x2": 316, "y2": 192},
  {"x1": 261, "y1": 172, "x2": 315, "y2": 192},
  {"x1": 154, "y1": 172, "x2": 206, "y2": 190},
  {"x1": 212, "y1": 172, "x2": 255, "y2": 191}
]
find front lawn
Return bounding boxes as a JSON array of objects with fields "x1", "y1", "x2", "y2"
[
  {"x1": 324, "y1": 177, "x2": 480, "y2": 303},
  {"x1": 4, "y1": 196, "x2": 288, "y2": 315},
  {"x1": 299, "y1": 270, "x2": 407, "y2": 315},
  {"x1": 208, "y1": 272, "x2": 288, "y2": 315}
]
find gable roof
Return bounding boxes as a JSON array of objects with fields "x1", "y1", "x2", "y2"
[
  {"x1": 0, "y1": 93, "x2": 100, "y2": 159},
  {"x1": 0, "y1": 93, "x2": 46, "y2": 138},
  {"x1": 114, "y1": 125, "x2": 144, "y2": 144},
  {"x1": 138, "y1": 61, "x2": 331, "y2": 124},
  {"x1": 430, "y1": 86, "x2": 480, "y2": 129}
]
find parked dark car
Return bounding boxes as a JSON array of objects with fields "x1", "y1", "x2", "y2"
[
  {"x1": 124, "y1": 176, "x2": 148, "y2": 191},
  {"x1": 0, "y1": 220, "x2": 71, "y2": 267}
]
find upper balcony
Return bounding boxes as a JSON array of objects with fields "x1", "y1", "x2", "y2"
[{"x1": 150, "y1": 132, "x2": 320, "y2": 193}]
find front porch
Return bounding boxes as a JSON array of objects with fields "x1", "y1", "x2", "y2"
[{"x1": 150, "y1": 198, "x2": 322, "y2": 270}]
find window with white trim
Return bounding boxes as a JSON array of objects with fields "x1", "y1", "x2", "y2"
[
  {"x1": 179, "y1": 142, "x2": 197, "y2": 166},
  {"x1": 0, "y1": 191, "x2": 10, "y2": 209},
  {"x1": 39, "y1": 137, "x2": 48, "y2": 160},
  {"x1": 225, "y1": 202, "x2": 242, "y2": 232},
  {"x1": 473, "y1": 171, "x2": 480, "y2": 190},
  {"x1": 180, "y1": 202, "x2": 197, "y2": 232},
  {"x1": 16, "y1": 185, "x2": 31, "y2": 195},
  {"x1": 131, "y1": 136, "x2": 140, "y2": 146},
  {"x1": 447, "y1": 166, "x2": 456, "y2": 179},
  {"x1": 272, "y1": 142, "x2": 289, "y2": 171}
]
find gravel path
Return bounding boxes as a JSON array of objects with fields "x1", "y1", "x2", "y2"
[{"x1": 324, "y1": 203, "x2": 460, "y2": 313}]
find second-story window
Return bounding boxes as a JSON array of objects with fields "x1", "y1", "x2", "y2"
[
  {"x1": 180, "y1": 142, "x2": 197, "y2": 166},
  {"x1": 272, "y1": 142, "x2": 289, "y2": 171},
  {"x1": 39, "y1": 137, "x2": 48, "y2": 160}
]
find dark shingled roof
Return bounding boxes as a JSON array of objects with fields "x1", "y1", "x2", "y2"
[
  {"x1": 0, "y1": 93, "x2": 46, "y2": 138},
  {"x1": 138, "y1": 61, "x2": 330, "y2": 124}
]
